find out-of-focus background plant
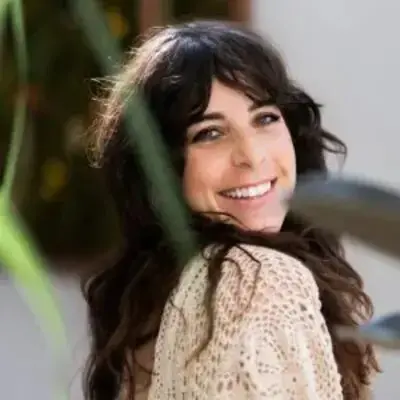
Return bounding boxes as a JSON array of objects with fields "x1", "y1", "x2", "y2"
[
  {"x1": 1, "y1": 0, "x2": 237, "y2": 269},
  {"x1": 0, "y1": 2, "x2": 242, "y2": 397}
]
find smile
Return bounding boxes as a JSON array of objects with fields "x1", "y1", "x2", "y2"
[{"x1": 220, "y1": 181, "x2": 275, "y2": 199}]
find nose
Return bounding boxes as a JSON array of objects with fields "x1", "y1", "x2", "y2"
[{"x1": 231, "y1": 133, "x2": 267, "y2": 169}]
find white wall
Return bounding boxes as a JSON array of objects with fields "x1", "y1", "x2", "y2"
[
  {"x1": 252, "y1": 1, "x2": 400, "y2": 398},
  {"x1": 0, "y1": 276, "x2": 87, "y2": 400}
]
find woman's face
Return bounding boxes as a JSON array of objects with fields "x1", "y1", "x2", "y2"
[{"x1": 183, "y1": 80, "x2": 296, "y2": 232}]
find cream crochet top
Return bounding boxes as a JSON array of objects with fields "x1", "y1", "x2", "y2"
[{"x1": 133, "y1": 245, "x2": 344, "y2": 399}]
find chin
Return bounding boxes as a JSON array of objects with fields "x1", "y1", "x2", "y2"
[{"x1": 237, "y1": 218, "x2": 284, "y2": 233}]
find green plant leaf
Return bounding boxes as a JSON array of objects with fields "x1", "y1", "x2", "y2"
[
  {"x1": 1, "y1": 1, "x2": 68, "y2": 398},
  {"x1": 71, "y1": 0, "x2": 197, "y2": 264},
  {"x1": 0, "y1": 194, "x2": 68, "y2": 398}
]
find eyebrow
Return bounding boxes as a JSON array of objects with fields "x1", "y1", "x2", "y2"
[
  {"x1": 192, "y1": 100, "x2": 276, "y2": 124},
  {"x1": 250, "y1": 99, "x2": 276, "y2": 110},
  {"x1": 193, "y1": 112, "x2": 224, "y2": 123}
]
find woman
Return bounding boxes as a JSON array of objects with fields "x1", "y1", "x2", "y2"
[{"x1": 83, "y1": 20, "x2": 379, "y2": 399}]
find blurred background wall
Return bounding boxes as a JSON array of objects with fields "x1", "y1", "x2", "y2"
[
  {"x1": 1, "y1": 0, "x2": 400, "y2": 398},
  {"x1": 252, "y1": 0, "x2": 400, "y2": 397}
]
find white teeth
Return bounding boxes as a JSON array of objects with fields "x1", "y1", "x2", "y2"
[{"x1": 223, "y1": 182, "x2": 272, "y2": 199}]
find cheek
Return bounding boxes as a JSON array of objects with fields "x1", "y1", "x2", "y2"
[
  {"x1": 183, "y1": 149, "x2": 225, "y2": 210},
  {"x1": 273, "y1": 129, "x2": 297, "y2": 189}
]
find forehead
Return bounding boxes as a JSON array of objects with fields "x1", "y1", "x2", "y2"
[{"x1": 205, "y1": 80, "x2": 253, "y2": 112}]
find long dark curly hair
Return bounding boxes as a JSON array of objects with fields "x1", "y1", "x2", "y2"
[{"x1": 83, "y1": 20, "x2": 379, "y2": 400}]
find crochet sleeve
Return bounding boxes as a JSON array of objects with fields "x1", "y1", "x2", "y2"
[{"x1": 213, "y1": 246, "x2": 343, "y2": 399}]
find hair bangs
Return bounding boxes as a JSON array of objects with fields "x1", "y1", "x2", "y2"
[{"x1": 145, "y1": 30, "x2": 291, "y2": 145}]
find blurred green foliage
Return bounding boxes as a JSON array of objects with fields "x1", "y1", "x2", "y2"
[{"x1": 0, "y1": 0, "x2": 229, "y2": 263}]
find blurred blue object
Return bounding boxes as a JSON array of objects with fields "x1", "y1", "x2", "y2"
[
  {"x1": 336, "y1": 313, "x2": 400, "y2": 350},
  {"x1": 289, "y1": 173, "x2": 400, "y2": 348},
  {"x1": 290, "y1": 174, "x2": 400, "y2": 259}
]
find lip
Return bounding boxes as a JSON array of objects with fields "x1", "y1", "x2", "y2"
[{"x1": 219, "y1": 178, "x2": 277, "y2": 194}]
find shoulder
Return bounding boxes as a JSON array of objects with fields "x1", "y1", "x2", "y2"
[
  {"x1": 206, "y1": 244, "x2": 321, "y2": 322},
  {"x1": 221, "y1": 244, "x2": 319, "y2": 302}
]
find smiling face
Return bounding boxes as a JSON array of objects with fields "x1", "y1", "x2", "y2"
[{"x1": 183, "y1": 80, "x2": 296, "y2": 232}]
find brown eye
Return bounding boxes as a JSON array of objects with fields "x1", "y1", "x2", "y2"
[{"x1": 253, "y1": 112, "x2": 281, "y2": 127}]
